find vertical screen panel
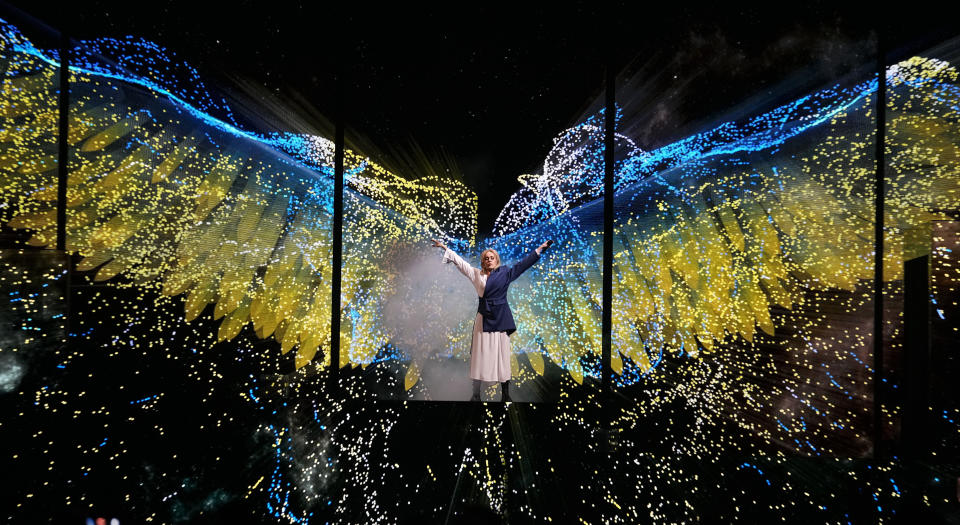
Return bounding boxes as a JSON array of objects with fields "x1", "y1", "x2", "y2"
[
  {"x1": 0, "y1": 15, "x2": 70, "y2": 518},
  {"x1": 884, "y1": 41, "x2": 960, "y2": 515},
  {"x1": 1, "y1": 7, "x2": 339, "y2": 522}
]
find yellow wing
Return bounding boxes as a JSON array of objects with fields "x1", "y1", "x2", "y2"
[
  {"x1": 499, "y1": 56, "x2": 960, "y2": 382},
  {"x1": 0, "y1": 25, "x2": 477, "y2": 373}
]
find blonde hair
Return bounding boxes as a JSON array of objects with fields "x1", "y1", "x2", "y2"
[{"x1": 480, "y1": 248, "x2": 501, "y2": 269}]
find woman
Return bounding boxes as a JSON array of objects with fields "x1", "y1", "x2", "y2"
[{"x1": 431, "y1": 238, "x2": 552, "y2": 401}]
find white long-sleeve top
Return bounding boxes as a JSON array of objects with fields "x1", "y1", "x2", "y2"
[{"x1": 443, "y1": 247, "x2": 488, "y2": 297}]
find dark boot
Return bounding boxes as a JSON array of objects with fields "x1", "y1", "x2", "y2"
[
  {"x1": 470, "y1": 380, "x2": 482, "y2": 402},
  {"x1": 501, "y1": 381, "x2": 511, "y2": 402}
]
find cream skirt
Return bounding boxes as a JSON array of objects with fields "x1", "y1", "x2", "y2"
[{"x1": 469, "y1": 313, "x2": 511, "y2": 382}]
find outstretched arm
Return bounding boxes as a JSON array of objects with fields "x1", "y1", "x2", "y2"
[
  {"x1": 432, "y1": 239, "x2": 474, "y2": 279},
  {"x1": 508, "y1": 240, "x2": 552, "y2": 282}
]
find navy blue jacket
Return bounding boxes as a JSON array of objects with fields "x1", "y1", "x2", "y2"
[{"x1": 477, "y1": 250, "x2": 540, "y2": 335}]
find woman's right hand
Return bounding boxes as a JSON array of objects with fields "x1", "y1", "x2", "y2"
[{"x1": 431, "y1": 239, "x2": 447, "y2": 250}]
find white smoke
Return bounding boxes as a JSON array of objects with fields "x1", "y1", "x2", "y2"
[
  {"x1": 0, "y1": 353, "x2": 25, "y2": 393},
  {"x1": 382, "y1": 248, "x2": 478, "y2": 400}
]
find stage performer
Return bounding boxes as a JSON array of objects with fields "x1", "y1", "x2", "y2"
[{"x1": 431, "y1": 238, "x2": 552, "y2": 402}]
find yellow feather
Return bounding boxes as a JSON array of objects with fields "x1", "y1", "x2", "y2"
[
  {"x1": 68, "y1": 104, "x2": 116, "y2": 146},
  {"x1": 215, "y1": 269, "x2": 251, "y2": 319},
  {"x1": 93, "y1": 257, "x2": 129, "y2": 281},
  {"x1": 526, "y1": 351, "x2": 544, "y2": 375},
  {"x1": 7, "y1": 208, "x2": 56, "y2": 229},
  {"x1": 295, "y1": 339, "x2": 319, "y2": 369},
  {"x1": 152, "y1": 135, "x2": 198, "y2": 183},
  {"x1": 611, "y1": 349, "x2": 623, "y2": 375},
  {"x1": 184, "y1": 280, "x2": 216, "y2": 322},
  {"x1": 718, "y1": 205, "x2": 746, "y2": 251},
  {"x1": 193, "y1": 157, "x2": 241, "y2": 220},
  {"x1": 80, "y1": 114, "x2": 142, "y2": 152},
  {"x1": 162, "y1": 259, "x2": 204, "y2": 297},
  {"x1": 26, "y1": 228, "x2": 54, "y2": 247},
  {"x1": 281, "y1": 321, "x2": 300, "y2": 354},
  {"x1": 274, "y1": 319, "x2": 288, "y2": 348},
  {"x1": 259, "y1": 310, "x2": 279, "y2": 338},
  {"x1": 75, "y1": 252, "x2": 113, "y2": 272},
  {"x1": 236, "y1": 200, "x2": 267, "y2": 243},
  {"x1": 634, "y1": 334, "x2": 653, "y2": 373},
  {"x1": 404, "y1": 362, "x2": 420, "y2": 390},
  {"x1": 568, "y1": 362, "x2": 584, "y2": 385},
  {"x1": 17, "y1": 153, "x2": 56, "y2": 176},
  {"x1": 339, "y1": 327, "x2": 351, "y2": 368},
  {"x1": 0, "y1": 73, "x2": 54, "y2": 117},
  {"x1": 89, "y1": 214, "x2": 143, "y2": 251},
  {"x1": 88, "y1": 145, "x2": 154, "y2": 199},
  {"x1": 217, "y1": 301, "x2": 250, "y2": 342}
]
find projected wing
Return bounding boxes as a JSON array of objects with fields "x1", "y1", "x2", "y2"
[
  {"x1": 0, "y1": 23, "x2": 476, "y2": 371},
  {"x1": 495, "y1": 56, "x2": 959, "y2": 384}
]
